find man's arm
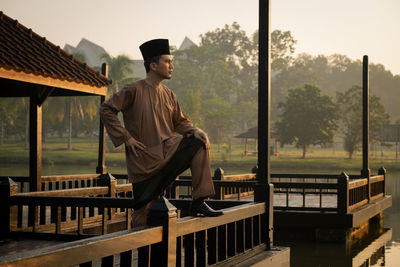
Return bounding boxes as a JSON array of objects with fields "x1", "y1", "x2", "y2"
[
  {"x1": 171, "y1": 93, "x2": 210, "y2": 149},
  {"x1": 100, "y1": 85, "x2": 145, "y2": 154}
]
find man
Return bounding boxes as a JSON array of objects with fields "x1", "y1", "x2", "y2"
[{"x1": 100, "y1": 39, "x2": 222, "y2": 227}]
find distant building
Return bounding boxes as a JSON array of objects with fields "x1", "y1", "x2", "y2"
[
  {"x1": 179, "y1": 36, "x2": 197, "y2": 50},
  {"x1": 64, "y1": 38, "x2": 108, "y2": 69},
  {"x1": 63, "y1": 36, "x2": 196, "y2": 80}
]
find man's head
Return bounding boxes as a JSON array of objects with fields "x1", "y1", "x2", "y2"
[{"x1": 140, "y1": 39, "x2": 173, "y2": 78}]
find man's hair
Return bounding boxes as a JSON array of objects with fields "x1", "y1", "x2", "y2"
[{"x1": 144, "y1": 55, "x2": 161, "y2": 73}]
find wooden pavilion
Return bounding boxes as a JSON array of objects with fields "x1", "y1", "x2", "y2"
[
  {"x1": 0, "y1": 11, "x2": 111, "y2": 192},
  {"x1": 235, "y1": 126, "x2": 278, "y2": 156}
]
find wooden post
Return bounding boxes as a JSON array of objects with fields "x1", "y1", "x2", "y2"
[
  {"x1": 147, "y1": 196, "x2": 177, "y2": 267},
  {"x1": 96, "y1": 63, "x2": 108, "y2": 174},
  {"x1": 361, "y1": 55, "x2": 371, "y2": 202},
  {"x1": 213, "y1": 168, "x2": 224, "y2": 200},
  {"x1": 0, "y1": 177, "x2": 18, "y2": 237},
  {"x1": 29, "y1": 90, "x2": 42, "y2": 192},
  {"x1": 338, "y1": 172, "x2": 349, "y2": 214},
  {"x1": 378, "y1": 167, "x2": 386, "y2": 196},
  {"x1": 255, "y1": 0, "x2": 273, "y2": 249},
  {"x1": 98, "y1": 173, "x2": 117, "y2": 219}
]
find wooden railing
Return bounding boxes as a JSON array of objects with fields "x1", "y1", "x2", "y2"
[
  {"x1": 1, "y1": 174, "x2": 133, "y2": 236},
  {"x1": 173, "y1": 167, "x2": 387, "y2": 215},
  {"x1": 0, "y1": 196, "x2": 267, "y2": 267}
]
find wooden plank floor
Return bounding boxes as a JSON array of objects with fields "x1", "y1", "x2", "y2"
[{"x1": 240, "y1": 193, "x2": 337, "y2": 208}]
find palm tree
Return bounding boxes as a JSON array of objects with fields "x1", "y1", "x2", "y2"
[{"x1": 101, "y1": 53, "x2": 134, "y2": 94}]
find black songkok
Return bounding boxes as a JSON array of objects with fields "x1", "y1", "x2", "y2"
[{"x1": 139, "y1": 39, "x2": 170, "y2": 60}]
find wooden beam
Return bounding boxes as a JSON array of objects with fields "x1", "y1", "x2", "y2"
[{"x1": 0, "y1": 67, "x2": 107, "y2": 96}]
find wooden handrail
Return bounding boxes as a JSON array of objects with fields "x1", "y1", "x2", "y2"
[
  {"x1": 17, "y1": 187, "x2": 109, "y2": 197},
  {"x1": 348, "y1": 178, "x2": 368, "y2": 190},
  {"x1": 0, "y1": 226, "x2": 163, "y2": 267},
  {"x1": 176, "y1": 202, "x2": 265, "y2": 236},
  {"x1": 41, "y1": 174, "x2": 101, "y2": 182}
]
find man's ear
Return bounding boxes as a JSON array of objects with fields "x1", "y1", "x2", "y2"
[{"x1": 150, "y1": 62, "x2": 157, "y2": 71}]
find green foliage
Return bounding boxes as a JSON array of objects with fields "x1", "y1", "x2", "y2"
[
  {"x1": 101, "y1": 53, "x2": 134, "y2": 95},
  {"x1": 275, "y1": 84, "x2": 338, "y2": 158},
  {"x1": 336, "y1": 85, "x2": 390, "y2": 158}
]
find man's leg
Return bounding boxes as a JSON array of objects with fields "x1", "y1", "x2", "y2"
[
  {"x1": 132, "y1": 198, "x2": 156, "y2": 227},
  {"x1": 132, "y1": 137, "x2": 222, "y2": 225},
  {"x1": 190, "y1": 146, "x2": 215, "y2": 200}
]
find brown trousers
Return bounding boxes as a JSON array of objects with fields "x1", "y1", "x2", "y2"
[{"x1": 132, "y1": 137, "x2": 215, "y2": 227}]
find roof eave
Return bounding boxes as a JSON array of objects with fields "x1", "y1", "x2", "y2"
[{"x1": 0, "y1": 67, "x2": 107, "y2": 96}]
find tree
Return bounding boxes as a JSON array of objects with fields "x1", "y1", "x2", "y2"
[
  {"x1": 252, "y1": 29, "x2": 297, "y2": 71},
  {"x1": 337, "y1": 85, "x2": 390, "y2": 159},
  {"x1": 275, "y1": 84, "x2": 338, "y2": 158},
  {"x1": 101, "y1": 53, "x2": 134, "y2": 94}
]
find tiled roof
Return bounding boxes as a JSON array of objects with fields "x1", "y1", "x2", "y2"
[{"x1": 0, "y1": 11, "x2": 111, "y2": 88}]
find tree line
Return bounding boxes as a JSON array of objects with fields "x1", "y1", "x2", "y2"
[{"x1": 0, "y1": 22, "x2": 397, "y2": 159}]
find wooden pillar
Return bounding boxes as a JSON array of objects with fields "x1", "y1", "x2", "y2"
[
  {"x1": 254, "y1": 0, "x2": 273, "y2": 249},
  {"x1": 361, "y1": 55, "x2": 371, "y2": 201},
  {"x1": 97, "y1": 63, "x2": 108, "y2": 174},
  {"x1": 29, "y1": 91, "x2": 42, "y2": 192}
]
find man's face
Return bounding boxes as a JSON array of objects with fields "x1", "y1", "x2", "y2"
[{"x1": 152, "y1": 54, "x2": 174, "y2": 79}]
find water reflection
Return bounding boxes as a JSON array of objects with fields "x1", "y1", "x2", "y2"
[{"x1": 277, "y1": 229, "x2": 391, "y2": 267}]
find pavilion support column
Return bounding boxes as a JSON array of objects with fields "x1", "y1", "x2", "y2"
[
  {"x1": 361, "y1": 55, "x2": 371, "y2": 201},
  {"x1": 29, "y1": 91, "x2": 42, "y2": 192},
  {"x1": 254, "y1": 0, "x2": 273, "y2": 249},
  {"x1": 97, "y1": 63, "x2": 108, "y2": 174}
]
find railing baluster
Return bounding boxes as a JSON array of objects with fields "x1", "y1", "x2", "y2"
[
  {"x1": 55, "y1": 206, "x2": 61, "y2": 234},
  {"x1": 236, "y1": 220, "x2": 244, "y2": 253},
  {"x1": 71, "y1": 206, "x2": 77, "y2": 220},
  {"x1": 253, "y1": 215, "x2": 260, "y2": 246},
  {"x1": 120, "y1": 250, "x2": 133, "y2": 267},
  {"x1": 176, "y1": 236, "x2": 183, "y2": 267},
  {"x1": 39, "y1": 205, "x2": 46, "y2": 225},
  {"x1": 101, "y1": 255, "x2": 114, "y2": 266},
  {"x1": 227, "y1": 222, "x2": 236, "y2": 257},
  {"x1": 17, "y1": 205, "x2": 23, "y2": 228},
  {"x1": 102, "y1": 207, "x2": 108, "y2": 235},
  {"x1": 138, "y1": 246, "x2": 150, "y2": 267},
  {"x1": 78, "y1": 207, "x2": 84, "y2": 235},
  {"x1": 184, "y1": 233, "x2": 195, "y2": 267},
  {"x1": 207, "y1": 228, "x2": 217, "y2": 264},
  {"x1": 61, "y1": 206, "x2": 67, "y2": 222},
  {"x1": 196, "y1": 230, "x2": 206, "y2": 267},
  {"x1": 218, "y1": 225, "x2": 227, "y2": 261},
  {"x1": 245, "y1": 217, "x2": 253, "y2": 250}
]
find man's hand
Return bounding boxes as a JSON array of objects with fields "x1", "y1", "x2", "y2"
[
  {"x1": 194, "y1": 128, "x2": 210, "y2": 150},
  {"x1": 125, "y1": 137, "x2": 146, "y2": 157}
]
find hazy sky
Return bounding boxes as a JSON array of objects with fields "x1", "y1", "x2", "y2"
[{"x1": 2, "y1": 0, "x2": 400, "y2": 75}]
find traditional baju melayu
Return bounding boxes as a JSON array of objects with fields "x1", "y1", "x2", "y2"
[{"x1": 100, "y1": 79, "x2": 215, "y2": 226}]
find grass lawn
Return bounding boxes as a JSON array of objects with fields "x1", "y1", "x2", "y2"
[{"x1": 1, "y1": 136, "x2": 399, "y2": 175}]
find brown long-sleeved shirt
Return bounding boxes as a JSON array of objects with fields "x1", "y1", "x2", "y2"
[{"x1": 100, "y1": 79, "x2": 196, "y2": 182}]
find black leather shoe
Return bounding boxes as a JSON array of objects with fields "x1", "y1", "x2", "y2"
[{"x1": 191, "y1": 201, "x2": 223, "y2": 217}]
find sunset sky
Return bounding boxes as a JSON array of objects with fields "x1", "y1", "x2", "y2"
[{"x1": 2, "y1": 0, "x2": 399, "y2": 75}]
